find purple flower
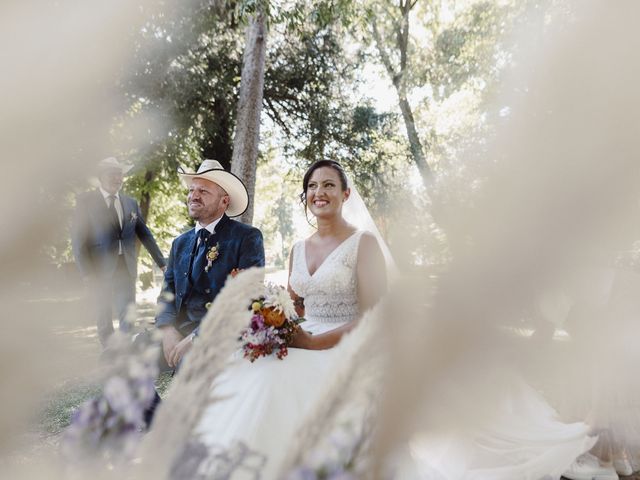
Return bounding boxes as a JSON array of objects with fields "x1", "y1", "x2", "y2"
[
  {"x1": 286, "y1": 467, "x2": 318, "y2": 480},
  {"x1": 250, "y1": 313, "x2": 265, "y2": 329},
  {"x1": 286, "y1": 466, "x2": 356, "y2": 480},
  {"x1": 62, "y1": 336, "x2": 160, "y2": 465},
  {"x1": 104, "y1": 376, "x2": 133, "y2": 412}
]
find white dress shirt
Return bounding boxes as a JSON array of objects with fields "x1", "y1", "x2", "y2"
[{"x1": 194, "y1": 216, "x2": 223, "y2": 244}]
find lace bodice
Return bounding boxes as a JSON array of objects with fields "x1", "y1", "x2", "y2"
[{"x1": 289, "y1": 231, "x2": 364, "y2": 334}]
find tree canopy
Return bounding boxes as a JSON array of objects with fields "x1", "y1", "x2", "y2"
[{"x1": 53, "y1": 0, "x2": 561, "y2": 269}]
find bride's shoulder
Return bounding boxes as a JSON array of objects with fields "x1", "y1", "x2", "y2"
[
  {"x1": 356, "y1": 231, "x2": 384, "y2": 257},
  {"x1": 354, "y1": 229, "x2": 376, "y2": 243},
  {"x1": 290, "y1": 238, "x2": 305, "y2": 254}
]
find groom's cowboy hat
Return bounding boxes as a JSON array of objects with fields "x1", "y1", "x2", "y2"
[
  {"x1": 178, "y1": 159, "x2": 249, "y2": 217},
  {"x1": 98, "y1": 157, "x2": 133, "y2": 175}
]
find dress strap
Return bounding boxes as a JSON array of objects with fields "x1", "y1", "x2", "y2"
[
  {"x1": 342, "y1": 230, "x2": 365, "y2": 267},
  {"x1": 291, "y1": 240, "x2": 306, "y2": 276}
]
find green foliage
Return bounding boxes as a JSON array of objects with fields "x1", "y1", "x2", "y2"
[
  {"x1": 124, "y1": 167, "x2": 192, "y2": 253},
  {"x1": 112, "y1": 0, "x2": 386, "y2": 245},
  {"x1": 118, "y1": 2, "x2": 244, "y2": 169},
  {"x1": 38, "y1": 189, "x2": 78, "y2": 267},
  {"x1": 75, "y1": 0, "x2": 555, "y2": 271},
  {"x1": 425, "y1": 1, "x2": 511, "y2": 100},
  {"x1": 337, "y1": 105, "x2": 412, "y2": 226},
  {"x1": 253, "y1": 144, "x2": 300, "y2": 268}
]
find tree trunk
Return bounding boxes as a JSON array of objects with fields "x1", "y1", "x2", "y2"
[
  {"x1": 139, "y1": 168, "x2": 155, "y2": 222},
  {"x1": 372, "y1": 9, "x2": 433, "y2": 187},
  {"x1": 397, "y1": 94, "x2": 432, "y2": 181},
  {"x1": 203, "y1": 96, "x2": 234, "y2": 170},
  {"x1": 230, "y1": 12, "x2": 267, "y2": 225}
]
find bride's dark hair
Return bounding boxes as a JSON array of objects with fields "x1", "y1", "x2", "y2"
[{"x1": 299, "y1": 160, "x2": 349, "y2": 209}]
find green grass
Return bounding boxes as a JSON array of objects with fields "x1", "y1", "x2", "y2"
[
  {"x1": 156, "y1": 371, "x2": 173, "y2": 397},
  {"x1": 37, "y1": 380, "x2": 102, "y2": 436},
  {"x1": 36, "y1": 371, "x2": 174, "y2": 437}
]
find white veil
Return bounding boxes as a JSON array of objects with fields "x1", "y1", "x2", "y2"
[{"x1": 342, "y1": 178, "x2": 398, "y2": 280}]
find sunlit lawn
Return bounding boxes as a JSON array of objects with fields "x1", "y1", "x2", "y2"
[
  {"x1": 35, "y1": 268, "x2": 287, "y2": 440},
  {"x1": 22, "y1": 271, "x2": 640, "y2": 479},
  {"x1": 33, "y1": 284, "x2": 166, "y2": 440}
]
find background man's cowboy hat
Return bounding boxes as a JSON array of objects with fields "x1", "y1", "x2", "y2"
[
  {"x1": 98, "y1": 157, "x2": 133, "y2": 174},
  {"x1": 178, "y1": 159, "x2": 249, "y2": 217}
]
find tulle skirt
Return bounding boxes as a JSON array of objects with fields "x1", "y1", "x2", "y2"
[
  {"x1": 191, "y1": 327, "x2": 595, "y2": 480},
  {"x1": 193, "y1": 322, "x2": 347, "y2": 479},
  {"x1": 395, "y1": 373, "x2": 596, "y2": 480},
  {"x1": 542, "y1": 267, "x2": 640, "y2": 471}
]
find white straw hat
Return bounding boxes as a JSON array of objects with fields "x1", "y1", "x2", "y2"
[
  {"x1": 98, "y1": 157, "x2": 133, "y2": 174},
  {"x1": 178, "y1": 159, "x2": 249, "y2": 217}
]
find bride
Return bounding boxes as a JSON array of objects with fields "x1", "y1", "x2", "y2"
[
  {"x1": 191, "y1": 159, "x2": 386, "y2": 478},
  {"x1": 178, "y1": 160, "x2": 594, "y2": 479}
]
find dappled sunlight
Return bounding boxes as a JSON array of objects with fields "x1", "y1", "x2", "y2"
[
  {"x1": 375, "y1": 3, "x2": 640, "y2": 477},
  {"x1": 3, "y1": 0, "x2": 640, "y2": 479},
  {"x1": 0, "y1": 0, "x2": 170, "y2": 474},
  {"x1": 51, "y1": 325, "x2": 99, "y2": 339}
]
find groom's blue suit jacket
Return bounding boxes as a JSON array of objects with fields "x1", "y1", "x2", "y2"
[{"x1": 156, "y1": 213, "x2": 264, "y2": 336}]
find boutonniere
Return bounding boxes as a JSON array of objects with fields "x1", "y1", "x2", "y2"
[
  {"x1": 130, "y1": 212, "x2": 138, "y2": 222},
  {"x1": 204, "y1": 243, "x2": 220, "y2": 272}
]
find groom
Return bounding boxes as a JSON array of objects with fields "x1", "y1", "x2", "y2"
[{"x1": 155, "y1": 159, "x2": 265, "y2": 369}]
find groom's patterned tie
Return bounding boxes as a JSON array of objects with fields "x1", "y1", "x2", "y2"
[{"x1": 189, "y1": 229, "x2": 210, "y2": 283}]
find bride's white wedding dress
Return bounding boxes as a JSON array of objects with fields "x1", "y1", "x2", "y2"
[
  {"x1": 192, "y1": 230, "x2": 366, "y2": 479},
  {"x1": 187, "y1": 230, "x2": 594, "y2": 479}
]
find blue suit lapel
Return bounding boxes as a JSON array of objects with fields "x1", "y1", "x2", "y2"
[
  {"x1": 93, "y1": 189, "x2": 109, "y2": 215},
  {"x1": 119, "y1": 195, "x2": 129, "y2": 229},
  {"x1": 185, "y1": 229, "x2": 199, "y2": 284},
  {"x1": 92, "y1": 189, "x2": 118, "y2": 239},
  {"x1": 173, "y1": 230, "x2": 197, "y2": 306}
]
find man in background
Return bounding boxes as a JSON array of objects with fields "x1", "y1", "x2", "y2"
[{"x1": 72, "y1": 157, "x2": 166, "y2": 347}]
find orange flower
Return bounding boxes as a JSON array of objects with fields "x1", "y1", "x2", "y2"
[{"x1": 261, "y1": 306, "x2": 286, "y2": 328}]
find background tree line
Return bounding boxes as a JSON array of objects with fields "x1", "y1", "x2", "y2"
[{"x1": 48, "y1": 0, "x2": 559, "y2": 273}]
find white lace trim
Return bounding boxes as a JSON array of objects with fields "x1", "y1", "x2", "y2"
[{"x1": 289, "y1": 231, "x2": 363, "y2": 325}]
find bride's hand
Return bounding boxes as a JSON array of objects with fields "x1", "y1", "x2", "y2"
[{"x1": 289, "y1": 327, "x2": 313, "y2": 350}]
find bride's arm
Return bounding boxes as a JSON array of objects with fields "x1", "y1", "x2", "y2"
[
  {"x1": 291, "y1": 233, "x2": 387, "y2": 350},
  {"x1": 287, "y1": 246, "x2": 305, "y2": 318},
  {"x1": 356, "y1": 232, "x2": 388, "y2": 312}
]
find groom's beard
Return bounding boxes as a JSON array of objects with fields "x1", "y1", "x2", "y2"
[{"x1": 188, "y1": 200, "x2": 205, "y2": 220}]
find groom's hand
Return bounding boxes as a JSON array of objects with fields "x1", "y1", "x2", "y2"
[
  {"x1": 169, "y1": 334, "x2": 194, "y2": 368},
  {"x1": 161, "y1": 326, "x2": 183, "y2": 367}
]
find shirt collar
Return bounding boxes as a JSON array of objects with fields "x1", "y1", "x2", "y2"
[
  {"x1": 99, "y1": 187, "x2": 120, "y2": 200},
  {"x1": 195, "y1": 215, "x2": 223, "y2": 235}
]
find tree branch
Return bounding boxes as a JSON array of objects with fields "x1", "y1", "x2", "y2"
[
  {"x1": 264, "y1": 97, "x2": 291, "y2": 135},
  {"x1": 372, "y1": 18, "x2": 399, "y2": 88},
  {"x1": 399, "y1": 1, "x2": 410, "y2": 75}
]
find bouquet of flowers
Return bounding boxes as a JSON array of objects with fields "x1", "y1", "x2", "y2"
[{"x1": 240, "y1": 283, "x2": 304, "y2": 362}]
